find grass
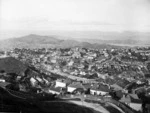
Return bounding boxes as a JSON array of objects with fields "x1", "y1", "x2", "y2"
[{"x1": 0, "y1": 57, "x2": 27, "y2": 75}]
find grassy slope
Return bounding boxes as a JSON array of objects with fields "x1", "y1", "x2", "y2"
[{"x1": 0, "y1": 57, "x2": 27, "y2": 75}]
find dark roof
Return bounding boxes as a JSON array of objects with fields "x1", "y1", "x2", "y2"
[
  {"x1": 116, "y1": 79, "x2": 130, "y2": 88},
  {"x1": 111, "y1": 84, "x2": 123, "y2": 90},
  {"x1": 105, "y1": 78, "x2": 115, "y2": 85},
  {"x1": 129, "y1": 94, "x2": 139, "y2": 100},
  {"x1": 90, "y1": 84, "x2": 98, "y2": 90},
  {"x1": 91, "y1": 83, "x2": 110, "y2": 92},
  {"x1": 126, "y1": 82, "x2": 146, "y2": 90},
  {"x1": 129, "y1": 94, "x2": 142, "y2": 103},
  {"x1": 68, "y1": 82, "x2": 85, "y2": 89},
  {"x1": 98, "y1": 85, "x2": 110, "y2": 92},
  {"x1": 145, "y1": 74, "x2": 150, "y2": 78},
  {"x1": 135, "y1": 87, "x2": 146, "y2": 94},
  {"x1": 120, "y1": 95, "x2": 131, "y2": 103},
  {"x1": 56, "y1": 79, "x2": 72, "y2": 84},
  {"x1": 83, "y1": 83, "x2": 92, "y2": 89},
  {"x1": 49, "y1": 87, "x2": 62, "y2": 92},
  {"x1": 146, "y1": 87, "x2": 150, "y2": 93}
]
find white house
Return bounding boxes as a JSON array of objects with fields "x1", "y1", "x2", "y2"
[
  {"x1": 90, "y1": 84, "x2": 110, "y2": 96},
  {"x1": 0, "y1": 78, "x2": 5, "y2": 82},
  {"x1": 49, "y1": 87, "x2": 62, "y2": 95},
  {"x1": 51, "y1": 59, "x2": 57, "y2": 63},
  {"x1": 67, "y1": 82, "x2": 85, "y2": 93},
  {"x1": 43, "y1": 77, "x2": 49, "y2": 85},
  {"x1": 30, "y1": 77, "x2": 37, "y2": 87},
  {"x1": 36, "y1": 76, "x2": 43, "y2": 83},
  {"x1": 68, "y1": 60, "x2": 74, "y2": 66},
  {"x1": 68, "y1": 87, "x2": 76, "y2": 93},
  {"x1": 55, "y1": 80, "x2": 66, "y2": 88},
  {"x1": 90, "y1": 89, "x2": 108, "y2": 95},
  {"x1": 80, "y1": 71, "x2": 86, "y2": 76},
  {"x1": 55, "y1": 79, "x2": 71, "y2": 88}
]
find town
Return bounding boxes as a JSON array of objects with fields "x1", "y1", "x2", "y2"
[{"x1": 0, "y1": 46, "x2": 150, "y2": 113}]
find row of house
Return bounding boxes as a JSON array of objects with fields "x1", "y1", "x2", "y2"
[{"x1": 48, "y1": 79, "x2": 110, "y2": 96}]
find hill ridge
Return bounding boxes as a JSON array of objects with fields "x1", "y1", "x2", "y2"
[{"x1": 0, "y1": 34, "x2": 140, "y2": 50}]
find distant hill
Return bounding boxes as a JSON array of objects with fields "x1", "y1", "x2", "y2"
[
  {"x1": 58, "y1": 40, "x2": 80, "y2": 48},
  {"x1": 74, "y1": 31, "x2": 150, "y2": 45},
  {"x1": 12, "y1": 34, "x2": 63, "y2": 44},
  {"x1": 0, "y1": 34, "x2": 59, "y2": 50},
  {"x1": 0, "y1": 31, "x2": 150, "y2": 50},
  {"x1": 77, "y1": 42, "x2": 122, "y2": 49},
  {"x1": 0, "y1": 34, "x2": 123, "y2": 50},
  {"x1": 1, "y1": 31, "x2": 150, "y2": 50},
  {"x1": 83, "y1": 39, "x2": 140, "y2": 45}
]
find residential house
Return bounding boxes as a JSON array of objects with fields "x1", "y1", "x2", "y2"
[
  {"x1": 0, "y1": 78, "x2": 5, "y2": 82},
  {"x1": 67, "y1": 82, "x2": 85, "y2": 93},
  {"x1": 72, "y1": 52, "x2": 81, "y2": 58},
  {"x1": 36, "y1": 76, "x2": 43, "y2": 83},
  {"x1": 49, "y1": 86, "x2": 62, "y2": 95},
  {"x1": 116, "y1": 78, "x2": 130, "y2": 89},
  {"x1": 0, "y1": 82, "x2": 10, "y2": 88},
  {"x1": 79, "y1": 70, "x2": 86, "y2": 76},
  {"x1": 50, "y1": 58, "x2": 57, "y2": 63},
  {"x1": 145, "y1": 74, "x2": 150, "y2": 85},
  {"x1": 111, "y1": 84, "x2": 123, "y2": 91},
  {"x1": 68, "y1": 60, "x2": 74, "y2": 66},
  {"x1": 97, "y1": 73, "x2": 108, "y2": 79},
  {"x1": 43, "y1": 77, "x2": 50, "y2": 85},
  {"x1": 30, "y1": 77, "x2": 37, "y2": 87},
  {"x1": 120, "y1": 94, "x2": 131, "y2": 105},
  {"x1": 129, "y1": 94, "x2": 142, "y2": 103},
  {"x1": 70, "y1": 69, "x2": 79, "y2": 76},
  {"x1": 55, "y1": 79, "x2": 71, "y2": 88},
  {"x1": 128, "y1": 94, "x2": 142, "y2": 111},
  {"x1": 87, "y1": 56, "x2": 94, "y2": 60},
  {"x1": 146, "y1": 87, "x2": 150, "y2": 95},
  {"x1": 19, "y1": 84, "x2": 27, "y2": 92},
  {"x1": 90, "y1": 83, "x2": 110, "y2": 96},
  {"x1": 83, "y1": 83, "x2": 93, "y2": 94}
]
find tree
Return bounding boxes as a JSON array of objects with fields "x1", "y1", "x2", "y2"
[
  {"x1": 6, "y1": 83, "x2": 20, "y2": 91},
  {"x1": 110, "y1": 90, "x2": 123, "y2": 100},
  {"x1": 0, "y1": 70, "x2": 5, "y2": 73},
  {"x1": 147, "y1": 62, "x2": 150, "y2": 72}
]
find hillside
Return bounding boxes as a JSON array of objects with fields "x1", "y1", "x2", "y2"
[
  {"x1": 0, "y1": 57, "x2": 27, "y2": 75},
  {"x1": 12, "y1": 34, "x2": 63, "y2": 44},
  {"x1": 83, "y1": 39, "x2": 140, "y2": 45},
  {"x1": 0, "y1": 34, "x2": 125, "y2": 50},
  {"x1": 58, "y1": 40, "x2": 80, "y2": 48},
  {"x1": 74, "y1": 31, "x2": 150, "y2": 45},
  {"x1": 1, "y1": 31, "x2": 150, "y2": 50}
]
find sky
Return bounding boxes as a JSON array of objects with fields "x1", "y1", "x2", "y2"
[{"x1": 0, "y1": 0, "x2": 150, "y2": 39}]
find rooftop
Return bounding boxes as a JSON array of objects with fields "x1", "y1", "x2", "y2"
[
  {"x1": 0, "y1": 82, "x2": 10, "y2": 88},
  {"x1": 49, "y1": 86, "x2": 62, "y2": 92},
  {"x1": 68, "y1": 82, "x2": 85, "y2": 89},
  {"x1": 56, "y1": 79, "x2": 72, "y2": 84},
  {"x1": 91, "y1": 83, "x2": 110, "y2": 92}
]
